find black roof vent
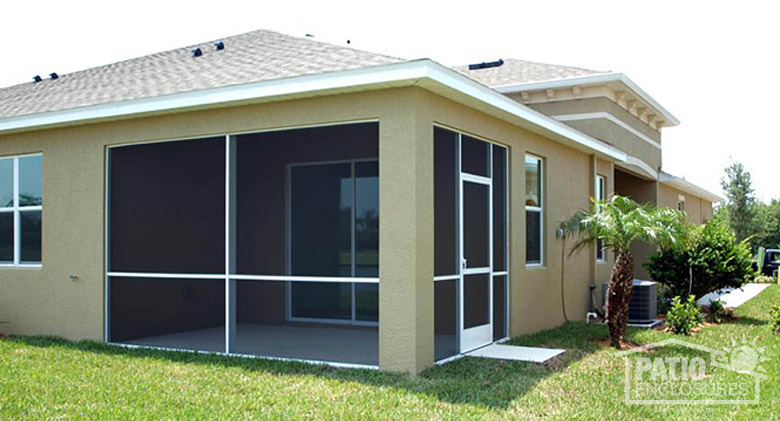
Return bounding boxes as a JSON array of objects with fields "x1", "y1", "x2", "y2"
[
  {"x1": 49, "y1": 72, "x2": 59, "y2": 80},
  {"x1": 191, "y1": 47, "x2": 203, "y2": 57},
  {"x1": 468, "y1": 59, "x2": 504, "y2": 70},
  {"x1": 32, "y1": 75, "x2": 42, "y2": 83},
  {"x1": 215, "y1": 40, "x2": 224, "y2": 51}
]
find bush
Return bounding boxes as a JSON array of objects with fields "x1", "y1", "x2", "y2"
[
  {"x1": 645, "y1": 217, "x2": 753, "y2": 299},
  {"x1": 770, "y1": 305, "x2": 780, "y2": 335},
  {"x1": 666, "y1": 295, "x2": 702, "y2": 335},
  {"x1": 708, "y1": 299, "x2": 727, "y2": 323}
]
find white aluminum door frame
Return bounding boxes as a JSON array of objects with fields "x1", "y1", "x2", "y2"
[{"x1": 458, "y1": 146, "x2": 493, "y2": 353}]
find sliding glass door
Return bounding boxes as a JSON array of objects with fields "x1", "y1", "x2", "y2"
[{"x1": 287, "y1": 160, "x2": 378, "y2": 324}]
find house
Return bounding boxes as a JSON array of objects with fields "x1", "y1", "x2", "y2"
[{"x1": 0, "y1": 29, "x2": 721, "y2": 374}]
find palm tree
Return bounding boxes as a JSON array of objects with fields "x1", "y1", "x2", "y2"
[{"x1": 564, "y1": 195, "x2": 687, "y2": 348}]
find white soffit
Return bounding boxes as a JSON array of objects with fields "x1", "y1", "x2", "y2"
[
  {"x1": 493, "y1": 73, "x2": 680, "y2": 127},
  {"x1": 615, "y1": 156, "x2": 659, "y2": 181},
  {"x1": 0, "y1": 59, "x2": 627, "y2": 162}
]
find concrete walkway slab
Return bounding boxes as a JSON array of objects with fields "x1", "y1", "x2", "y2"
[
  {"x1": 466, "y1": 344, "x2": 565, "y2": 364},
  {"x1": 696, "y1": 283, "x2": 770, "y2": 308}
]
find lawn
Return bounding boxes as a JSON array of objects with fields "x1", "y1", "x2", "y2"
[{"x1": 1, "y1": 285, "x2": 778, "y2": 419}]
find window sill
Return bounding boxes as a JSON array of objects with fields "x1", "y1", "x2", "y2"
[
  {"x1": 0, "y1": 264, "x2": 42, "y2": 270},
  {"x1": 525, "y1": 263, "x2": 546, "y2": 270},
  {"x1": 596, "y1": 260, "x2": 607, "y2": 265}
]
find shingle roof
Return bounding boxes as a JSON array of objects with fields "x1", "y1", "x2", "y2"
[
  {"x1": 452, "y1": 58, "x2": 608, "y2": 87},
  {"x1": 0, "y1": 29, "x2": 403, "y2": 120}
]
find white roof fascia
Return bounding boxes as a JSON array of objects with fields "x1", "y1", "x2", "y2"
[{"x1": 0, "y1": 59, "x2": 626, "y2": 161}]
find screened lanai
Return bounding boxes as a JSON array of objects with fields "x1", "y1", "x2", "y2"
[{"x1": 107, "y1": 122, "x2": 379, "y2": 366}]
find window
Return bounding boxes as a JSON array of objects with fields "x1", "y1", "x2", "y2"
[
  {"x1": 525, "y1": 154, "x2": 543, "y2": 265},
  {"x1": 288, "y1": 160, "x2": 378, "y2": 324},
  {"x1": 678, "y1": 195, "x2": 686, "y2": 211},
  {"x1": 596, "y1": 175, "x2": 606, "y2": 262},
  {"x1": 0, "y1": 154, "x2": 42, "y2": 266}
]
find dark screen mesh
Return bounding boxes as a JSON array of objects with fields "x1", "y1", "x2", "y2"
[
  {"x1": 434, "y1": 127, "x2": 458, "y2": 276},
  {"x1": 109, "y1": 137, "x2": 225, "y2": 273}
]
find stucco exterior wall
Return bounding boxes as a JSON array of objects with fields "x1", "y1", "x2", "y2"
[
  {"x1": 415, "y1": 90, "x2": 594, "y2": 335},
  {"x1": 523, "y1": 97, "x2": 662, "y2": 142},
  {"x1": 594, "y1": 159, "x2": 614, "y2": 296},
  {"x1": 521, "y1": 97, "x2": 662, "y2": 173},
  {"x1": 0, "y1": 86, "x2": 604, "y2": 373},
  {"x1": 0, "y1": 88, "x2": 437, "y2": 373},
  {"x1": 657, "y1": 183, "x2": 713, "y2": 224}
]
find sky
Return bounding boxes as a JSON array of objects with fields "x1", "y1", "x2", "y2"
[{"x1": 2, "y1": 0, "x2": 778, "y2": 201}]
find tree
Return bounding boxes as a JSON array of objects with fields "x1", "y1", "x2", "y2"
[
  {"x1": 564, "y1": 195, "x2": 687, "y2": 348},
  {"x1": 721, "y1": 161, "x2": 759, "y2": 244},
  {"x1": 754, "y1": 200, "x2": 780, "y2": 249}
]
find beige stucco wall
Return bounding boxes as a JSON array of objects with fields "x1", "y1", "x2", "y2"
[
  {"x1": 0, "y1": 85, "x2": 604, "y2": 373},
  {"x1": 524, "y1": 97, "x2": 662, "y2": 143},
  {"x1": 657, "y1": 183, "x2": 714, "y2": 224},
  {"x1": 594, "y1": 159, "x2": 614, "y2": 296},
  {"x1": 614, "y1": 169, "x2": 658, "y2": 280},
  {"x1": 523, "y1": 97, "x2": 662, "y2": 173},
  {"x1": 0, "y1": 88, "x2": 438, "y2": 374},
  {"x1": 414, "y1": 90, "x2": 594, "y2": 335}
]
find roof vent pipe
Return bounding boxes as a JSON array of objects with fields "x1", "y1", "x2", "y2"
[
  {"x1": 49, "y1": 73, "x2": 59, "y2": 80},
  {"x1": 191, "y1": 47, "x2": 203, "y2": 57},
  {"x1": 468, "y1": 59, "x2": 504, "y2": 70},
  {"x1": 32, "y1": 75, "x2": 42, "y2": 83},
  {"x1": 214, "y1": 40, "x2": 224, "y2": 50}
]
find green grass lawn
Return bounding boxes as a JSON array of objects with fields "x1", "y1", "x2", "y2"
[{"x1": 2, "y1": 285, "x2": 778, "y2": 419}]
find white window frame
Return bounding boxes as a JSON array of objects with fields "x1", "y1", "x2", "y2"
[
  {"x1": 595, "y1": 174, "x2": 606, "y2": 263},
  {"x1": 678, "y1": 194, "x2": 686, "y2": 211},
  {"x1": 284, "y1": 158, "x2": 379, "y2": 327},
  {"x1": 0, "y1": 153, "x2": 43, "y2": 268},
  {"x1": 525, "y1": 154, "x2": 543, "y2": 267}
]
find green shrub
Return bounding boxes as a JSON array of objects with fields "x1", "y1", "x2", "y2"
[
  {"x1": 645, "y1": 217, "x2": 753, "y2": 299},
  {"x1": 666, "y1": 295, "x2": 702, "y2": 335},
  {"x1": 770, "y1": 305, "x2": 780, "y2": 335},
  {"x1": 708, "y1": 299, "x2": 727, "y2": 323}
]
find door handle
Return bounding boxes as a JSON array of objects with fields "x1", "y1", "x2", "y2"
[{"x1": 462, "y1": 258, "x2": 467, "y2": 269}]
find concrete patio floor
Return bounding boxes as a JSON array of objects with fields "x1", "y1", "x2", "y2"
[{"x1": 125, "y1": 324, "x2": 378, "y2": 366}]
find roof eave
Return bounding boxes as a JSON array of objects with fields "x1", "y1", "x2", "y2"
[
  {"x1": 493, "y1": 72, "x2": 680, "y2": 127},
  {"x1": 659, "y1": 171, "x2": 724, "y2": 203},
  {"x1": 0, "y1": 59, "x2": 627, "y2": 162}
]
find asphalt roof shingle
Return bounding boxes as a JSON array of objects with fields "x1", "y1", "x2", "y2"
[
  {"x1": 452, "y1": 58, "x2": 608, "y2": 87},
  {"x1": 0, "y1": 29, "x2": 402, "y2": 120}
]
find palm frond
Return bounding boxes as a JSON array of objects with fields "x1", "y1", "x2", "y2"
[{"x1": 563, "y1": 194, "x2": 688, "y2": 257}]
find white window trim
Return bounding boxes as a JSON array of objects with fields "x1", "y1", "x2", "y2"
[
  {"x1": 0, "y1": 153, "x2": 42, "y2": 267},
  {"x1": 525, "y1": 154, "x2": 544, "y2": 267},
  {"x1": 595, "y1": 174, "x2": 606, "y2": 263}
]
